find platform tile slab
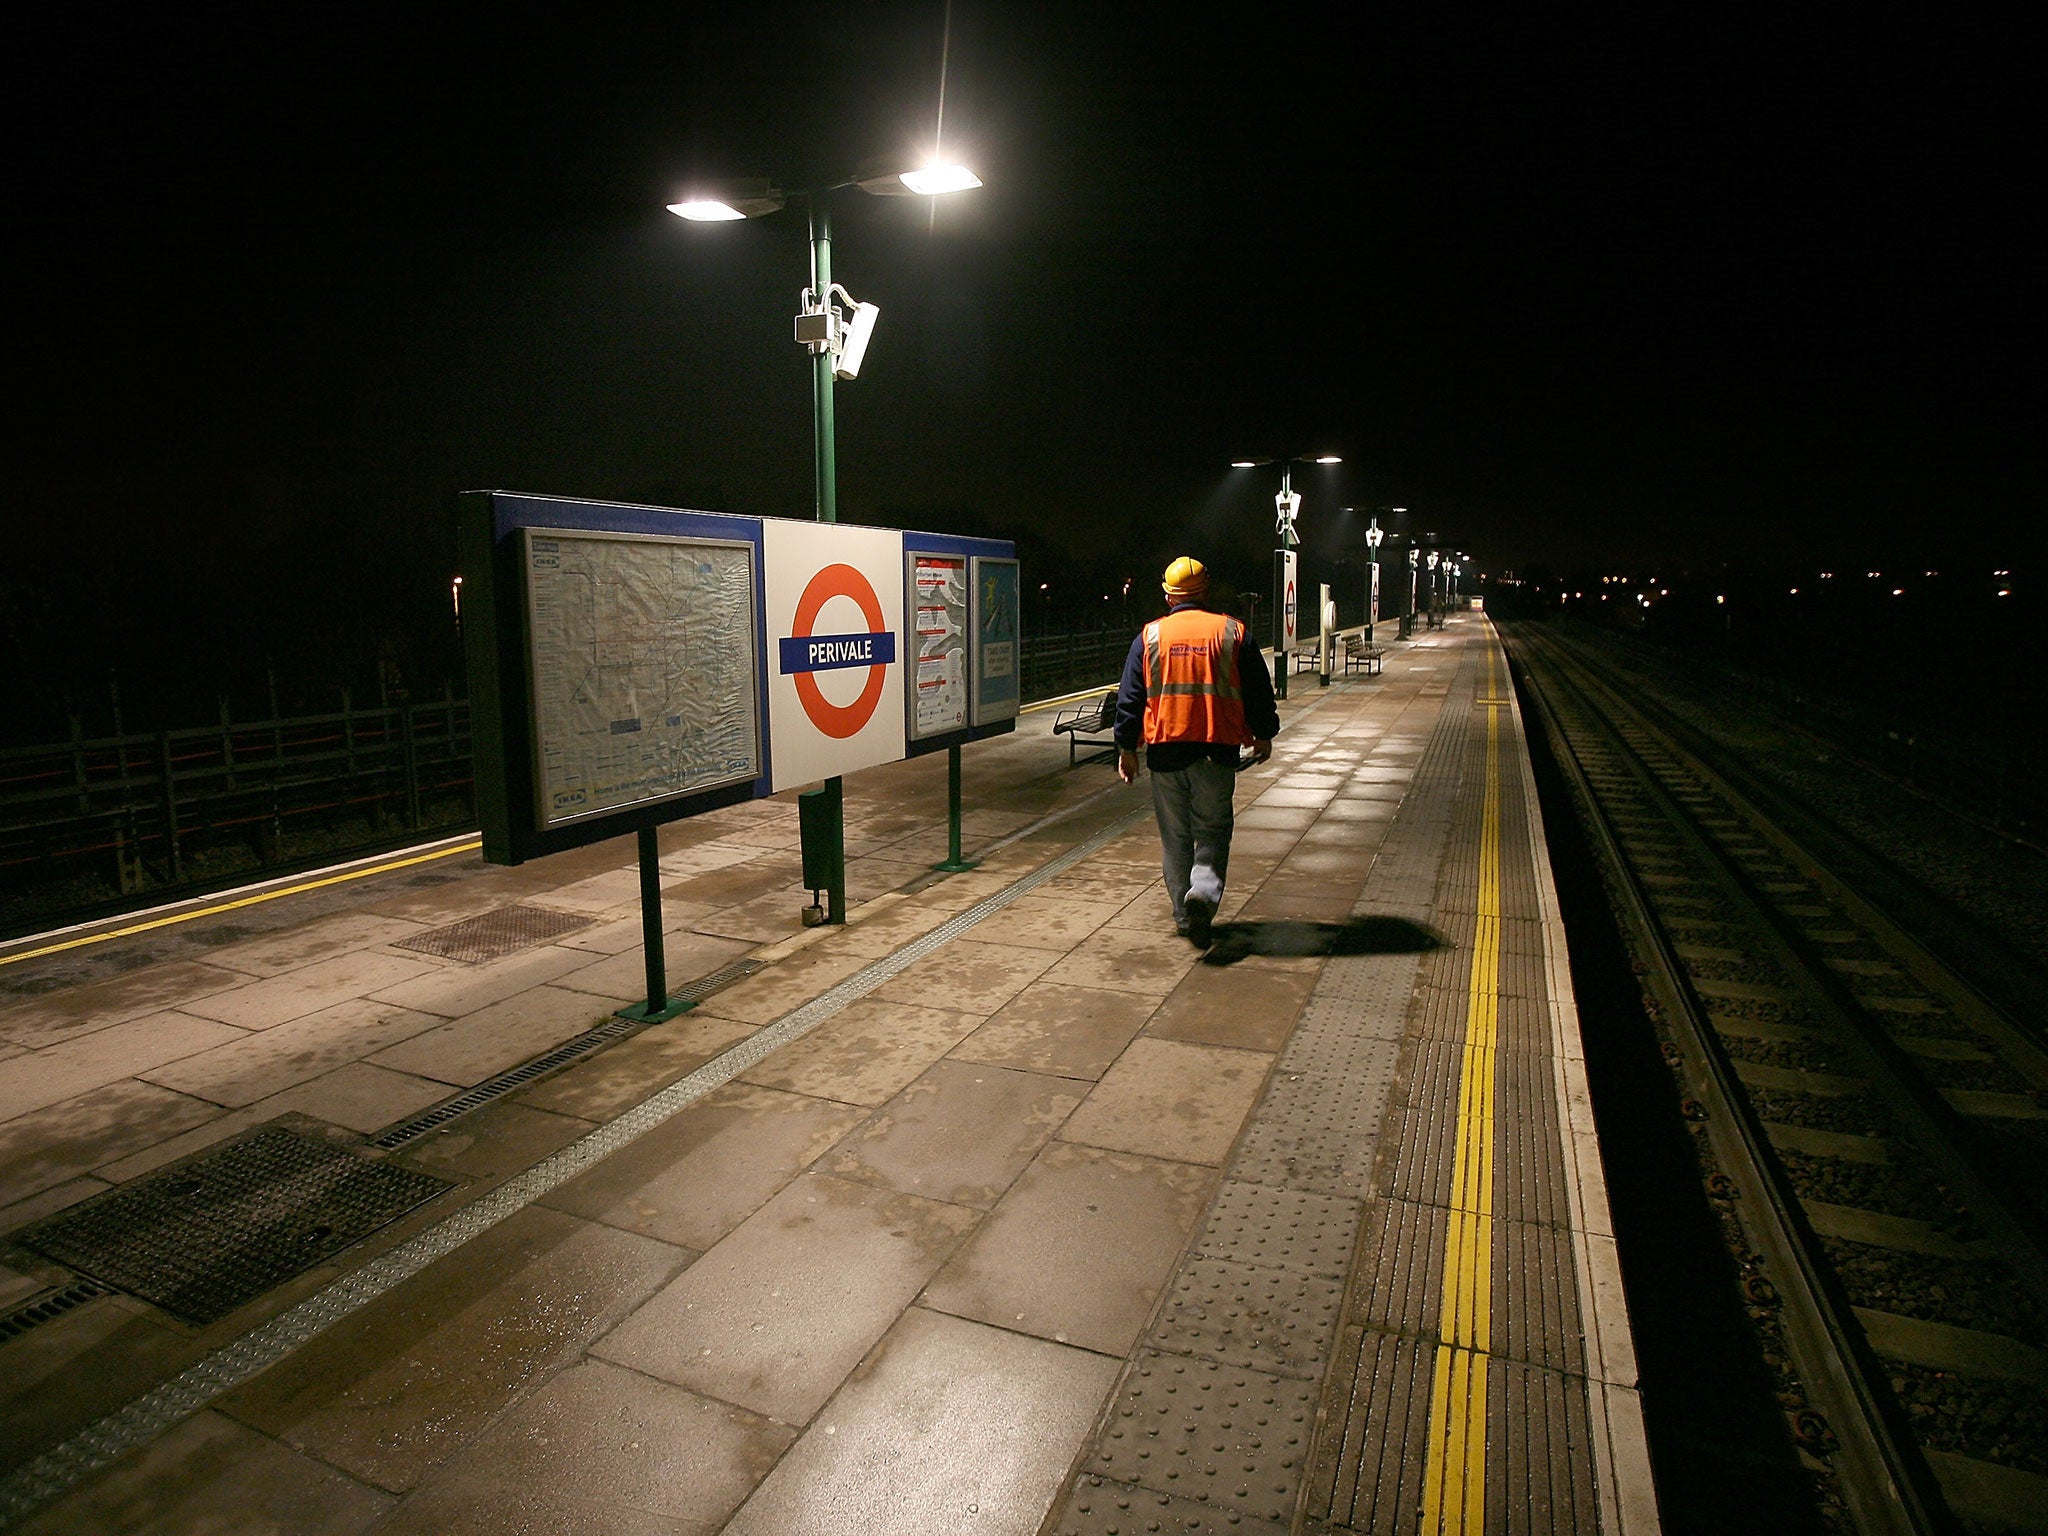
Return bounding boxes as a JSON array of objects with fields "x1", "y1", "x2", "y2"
[
  {"x1": 1189, "y1": 1180, "x2": 1363, "y2": 1281},
  {"x1": 1145, "y1": 1254, "x2": 1345, "y2": 1380},
  {"x1": 1049, "y1": 1477, "x2": 1291, "y2": 1536},
  {"x1": 1083, "y1": 1349, "x2": 1318, "y2": 1526}
]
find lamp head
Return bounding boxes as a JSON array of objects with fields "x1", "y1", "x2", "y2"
[
  {"x1": 667, "y1": 179, "x2": 787, "y2": 221},
  {"x1": 855, "y1": 162, "x2": 982, "y2": 196}
]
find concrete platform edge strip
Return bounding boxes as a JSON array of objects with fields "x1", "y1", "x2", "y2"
[
  {"x1": 0, "y1": 801, "x2": 1152, "y2": 1529},
  {"x1": 1499, "y1": 615, "x2": 1662, "y2": 1536}
]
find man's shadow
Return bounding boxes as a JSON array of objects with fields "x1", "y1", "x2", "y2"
[{"x1": 1201, "y1": 916, "x2": 1444, "y2": 966}]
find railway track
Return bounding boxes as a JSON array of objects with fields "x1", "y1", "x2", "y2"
[{"x1": 1503, "y1": 620, "x2": 2048, "y2": 1535}]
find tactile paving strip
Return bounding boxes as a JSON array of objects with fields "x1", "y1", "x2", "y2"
[
  {"x1": 1490, "y1": 1353, "x2": 1599, "y2": 1533},
  {"x1": 18, "y1": 1125, "x2": 451, "y2": 1324},
  {"x1": 1084, "y1": 1351, "x2": 1319, "y2": 1525},
  {"x1": 1231, "y1": 1042, "x2": 1400, "y2": 1198},
  {"x1": 393, "y1": 903, "x2": 593, "y2": 962},
  {"x1": 1147, "y1": 1255, "x2": 1345, "y2": 1379},
  {"x1": 1345, "y1": 1197, "x2": 1444, "y2": 1338},
  {"x1": 1302, "y1": 1327, "x2": 1434, "y2": 1531},
  {"x1": 1191, "y1": 1182, "x2": 1362, "y2": 1279},
  {"x1": 1054, "y1": 1477, "x2": 1291, "y2": 1536}
]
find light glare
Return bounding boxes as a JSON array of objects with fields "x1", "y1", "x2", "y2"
[
  {"x1": 901, "y1": 164, "x2": 982, "y2": 195},
  {"x1": 669, "y1": 200, "x2": 747, "y2": 222}
]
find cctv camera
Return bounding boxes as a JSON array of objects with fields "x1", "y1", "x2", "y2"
[{"x1": 834, "y1": 301, "x2": 880, "y2": 380}]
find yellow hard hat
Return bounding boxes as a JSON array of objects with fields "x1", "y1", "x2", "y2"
[{"x1": 1163, "y1": 556, "x2": 1208, "y2": 597}]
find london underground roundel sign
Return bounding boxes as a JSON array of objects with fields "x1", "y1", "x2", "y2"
[{"x1": 778, "y1": 563, "x2": 897, "y2": 739}]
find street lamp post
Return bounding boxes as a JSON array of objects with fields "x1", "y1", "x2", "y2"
[
  {"x1": 669, "y1": 162, "x2": 982, "y2": 927},
  {"x1": 1230, "y1": 453, "x2": 1340, "y2": 698},
  {"x1": 1360, "y1": 507, "x2": 1403, "y2": 645},
  {"x1": 1426, "y1": 548, "x2": 1440, "y2": 629}
]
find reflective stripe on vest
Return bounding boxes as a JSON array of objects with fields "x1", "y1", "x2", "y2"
[{"x1": 1141, "y1": 609, "x2": 1254, "y2": 746}]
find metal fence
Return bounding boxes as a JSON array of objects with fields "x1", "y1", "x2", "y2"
[
  {"x1": 1, "y1": 629, "x2": 1137, "y2": 937},
  {"x1": 0, "y1": 699, "x2": 474, "y2": 934}
]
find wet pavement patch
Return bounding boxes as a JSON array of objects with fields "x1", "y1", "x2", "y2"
[
  {"x1": 17, "y1": 1124, "x2": 452, "y2": 1324},
  {"x1": 394, "y1": 904, "x2": 593, "y2": 963}
]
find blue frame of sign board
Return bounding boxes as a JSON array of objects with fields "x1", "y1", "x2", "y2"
[
  {"x1": 898, "y1": 531, "x2": 1020, "y2": 761},
  {"x1": 461, "y1": 492, "x2": 1018, "y2": 864}
]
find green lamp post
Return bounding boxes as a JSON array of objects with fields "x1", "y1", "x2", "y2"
[{"x1": 670, "y1": 162, "x2": 982, "y2": 922}]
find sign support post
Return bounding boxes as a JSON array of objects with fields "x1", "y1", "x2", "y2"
[
  {"x1": 933, "y1": 743, "x2": 979, "y2": 872},
  {"x1": 618, "y1": 827, "x2": 690, "y2": 1022}
]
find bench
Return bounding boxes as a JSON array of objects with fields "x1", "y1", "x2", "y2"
[
  {"x1": 1051, "y1": 689, "x2": 1119, "y2": 766},
  {"x1": 1343, "y1": 636, "x2": 1386, "y2": 675}
]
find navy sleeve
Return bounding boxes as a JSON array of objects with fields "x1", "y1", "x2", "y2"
[
  {"x1": 1112, "y1": 631, "x2": 1148, "y2": 749},
  {"x1": 1239, "y1": 640, "x2": 1280, "y2": 740}
]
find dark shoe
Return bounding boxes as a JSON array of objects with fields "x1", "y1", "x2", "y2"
[{"x1": 1183, "y1": 894, "x2": 1215, "y2": 947}]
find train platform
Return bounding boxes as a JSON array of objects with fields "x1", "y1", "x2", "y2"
[{"x1": 0, "y1": 612, "x2": 1658, "y2": 1536}]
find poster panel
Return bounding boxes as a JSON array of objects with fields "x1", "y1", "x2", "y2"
[
  {"x1": 520, "y1": 527, "x2": 759, "y2": 829},
  {"x1": 970, "y1": 556, "x2": 1021, "y2": 726},
  {"x1": 762, "y1": 520, "x2": 906, "y2": 791},
  {"x1": 906, "y1": 553, "x2": 969, "y2": 740},
  {"x1": 1369, "y1": 562, "x2": 1381, "y2": 629}
]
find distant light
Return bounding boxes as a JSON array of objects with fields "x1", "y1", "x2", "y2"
[
  {"x1": 1229, "y1": 460, "x2": 1260, "y2": 468},
  {"x1": 668, "y1": 199, "x2": 748, "y2": 221},
  {"x1": 1716, "y1": 595, "x2": 1725, "y2": 605},
  {"x1": 1821, "y1": 571, "x2": 1834, "y2": 579},
  {"x1": 1925, "y1": 570, "x2": 1937, "y2": 577},
  {"x1": 1313, "y1": 455, "x2": 1342, "y2": 465},
  {"x1": 899, "y1": 163, "x2": 982, "y2": 195},
  {"x1": 1998, "y1": 588, "x2": 2012, "y2": 597},
  {"x1": 1789, "y1": 588, "x2": 1799, "y2": 595},
  {"x1": 1892, "y1": 588, "x2": 1905, "y2": 596}
]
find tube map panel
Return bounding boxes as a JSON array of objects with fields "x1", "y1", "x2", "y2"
[{"x1": 522, "y1": 527, "x2": 759, "y2": 828}]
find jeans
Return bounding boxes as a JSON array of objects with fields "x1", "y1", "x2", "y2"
[{"x1": 1149, "y1": 754, "x2": 1236, "y2": 927}]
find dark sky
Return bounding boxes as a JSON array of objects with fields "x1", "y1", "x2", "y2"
[{"x1": 11, "y1": 2, "x2": 2041, "y2": 713}]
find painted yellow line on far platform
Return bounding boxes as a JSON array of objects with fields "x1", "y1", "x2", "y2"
[{"x1": 0, "y1": 840, "x2": 483, "y2": 968}]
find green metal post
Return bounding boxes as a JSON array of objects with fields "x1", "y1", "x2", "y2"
[
  {"x1": 808, "y1": 195, "x2": 848, "y2": 922},
  {"x1": 933, "y1": 743, "x2": 979, "y2": 872},
  {"x1": 619, "y1": 825, "x2": 689, "y2": 1023}
]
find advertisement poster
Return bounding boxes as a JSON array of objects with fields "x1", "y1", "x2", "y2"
[
  {"x1": 971, "y1": 556, "x2": 1021, "y2": 725},
  {"x1": 907, "y1": 554, "x2": 968, "y2": 739}
]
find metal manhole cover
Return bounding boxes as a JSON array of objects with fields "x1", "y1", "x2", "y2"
[
  {"x1": 18, "y1": 1125, "x2": 452, "y2": 1324},
  {"x1": 394, "y1": 904, "x2": 593, "y2": 963}
]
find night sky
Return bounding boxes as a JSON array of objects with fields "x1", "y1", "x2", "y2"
[{"x1": 11, "y1": 2, "x2": 2041, "y2": 729}]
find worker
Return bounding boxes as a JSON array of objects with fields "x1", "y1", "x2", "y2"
[{"x1": 1113, "y1": 556, "x2": 1278, "y2": 945}]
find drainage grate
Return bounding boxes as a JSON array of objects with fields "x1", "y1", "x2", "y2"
[
  {"x1": 17, "y1": 1126, "x2": 452, "y2": 1324},
  {"x1": 394, "y1": 904, "x2": 594, "y2": 964},
  {"x1": 0, "y1": 1278, "x2": 111, "y2": 1340},
  {"x1": 371, "y1": 956, "x2": 765, "y2": 1150}
]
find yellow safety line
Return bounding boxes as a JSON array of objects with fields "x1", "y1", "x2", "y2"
[
  {"x1": 1421, "y1": 649, "x2": 1503, "y2": 1533},
  {"x1": 0, "y1": 840, "x2": 483, "y2": 968}
]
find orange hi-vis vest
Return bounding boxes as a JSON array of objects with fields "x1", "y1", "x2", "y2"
[{"x1": 1141, "y1": 607, "x2": 1255, "y2": 747}]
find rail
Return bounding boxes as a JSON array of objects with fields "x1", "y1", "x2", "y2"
[{"x1": 1506, "y1": 619, "x2": 2048, "y2": 1534}]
